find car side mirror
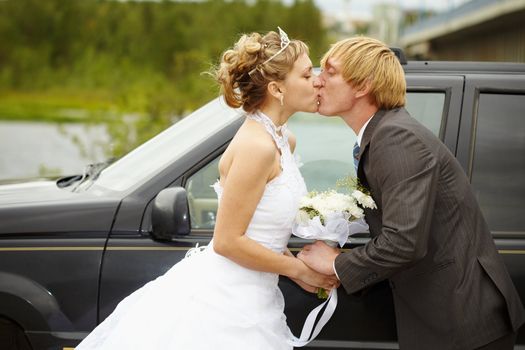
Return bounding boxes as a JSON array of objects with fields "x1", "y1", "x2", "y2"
[{"x1": 151, "y1": 187, "x2": 190, "y2": 240}]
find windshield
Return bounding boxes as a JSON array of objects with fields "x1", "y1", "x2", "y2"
[{"x1": 91, "y1": 97, "x2": 241, "y2": 192}]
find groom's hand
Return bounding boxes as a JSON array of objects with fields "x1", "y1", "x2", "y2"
[{"x1": 298, "y1": 241, "x2": 341, "y2": 276}]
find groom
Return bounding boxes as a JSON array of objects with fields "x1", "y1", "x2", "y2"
[{"x1": 301, "y1": 36, "x2": 525, "y2": 349}]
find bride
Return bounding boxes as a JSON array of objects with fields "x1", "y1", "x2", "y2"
[{"x1": 76, "y1": 28, "x2": 338, "y2": 350}]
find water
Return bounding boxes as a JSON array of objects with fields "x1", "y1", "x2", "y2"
[
  {"x1": 0, "y1": 121, "x2": 109, "y2": 182},
  {"x1": 0, "y1": 113, "x2": 356, "y2": 187}
]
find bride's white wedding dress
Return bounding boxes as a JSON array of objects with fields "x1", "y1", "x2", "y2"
[{"x1": 76, "y1": 111, "x2": 308, "y2": 349}]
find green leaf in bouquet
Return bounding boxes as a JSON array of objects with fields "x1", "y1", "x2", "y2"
[
  {"x1": 336, "y1": 175, "x2": 371, "y2": 196},
  {"x1": 317, "y1": 287, "x2": 329, "y2": 299}
]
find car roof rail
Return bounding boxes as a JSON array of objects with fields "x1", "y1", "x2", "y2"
[{"x1": 390, "y1": 47, "x2": 407, "y2": 65}]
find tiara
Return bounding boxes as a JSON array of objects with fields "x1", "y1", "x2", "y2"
[
  {"x1": 261, "y1": 26, "x2": 290, "y2": 65},
  {"x1": 249, "y1": 27, "x2": 290, "y2": 76}
]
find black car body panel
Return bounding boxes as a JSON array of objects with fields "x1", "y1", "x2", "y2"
[{"x1": 0, "y1": 181, "x2": 119, "y2": 235}]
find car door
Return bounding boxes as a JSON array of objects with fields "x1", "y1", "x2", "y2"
[
  {"x1": 281, "y1": 75, "x2": 464, "y2": 349},
  {"x1": 159, "y1": 75, "x2": 463, "y2": 350},
  {"x1": 456, "y1": 74, "x2": 525, "y2": 346}
]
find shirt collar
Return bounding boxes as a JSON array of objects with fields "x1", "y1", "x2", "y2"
[{"x1": 356, "y1": 114, "x2": 374, "y2": 147}]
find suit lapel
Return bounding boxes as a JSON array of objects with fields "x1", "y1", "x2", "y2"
[
  {"x1": 356, "y1": 110, "x2": 390, "y2": 237},
  {"x1": 358, "y1": 109, "x2": 388, "y2": 160},
  {"x1": 356, "y1": 109, "x2": 388, "y2": 182}
]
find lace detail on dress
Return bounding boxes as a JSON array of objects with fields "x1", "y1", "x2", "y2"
[
  {"x1": 248, "y1": 111, "x2": 289, "y2": 151},
  {"x1": 211, "y1": 180, "x2": 222, "y2": 197},
  {"x1": 213, "y1": 111, "x2": 306, "y2": 200}
]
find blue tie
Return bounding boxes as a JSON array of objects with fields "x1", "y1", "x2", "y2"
[{"x1": 353, "y1": 142, "x2": 360, "y2": 173}]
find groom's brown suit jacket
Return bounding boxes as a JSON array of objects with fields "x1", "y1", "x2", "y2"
[{"x1": 334, "y1": 108, "x2": 524, "y2": 350}]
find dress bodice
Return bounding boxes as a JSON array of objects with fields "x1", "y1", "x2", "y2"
[{"x1": 213, "y1": 111, "x2": 307, "y2": 253}]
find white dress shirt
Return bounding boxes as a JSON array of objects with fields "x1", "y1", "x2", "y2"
[{"x1": 356, "y1": 115, "x2": 373, "y2": 147}]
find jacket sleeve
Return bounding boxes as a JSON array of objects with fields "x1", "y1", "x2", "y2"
[{"x1": 335, "y1": 123, "x2": 440, "y2": 294}]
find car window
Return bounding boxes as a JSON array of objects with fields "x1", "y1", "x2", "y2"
[
  {"x1": 186, "y1": 157, "x2": 220, "y2": 230},
  {"x1": 405, "y1": 92, "x2": 445, "y2": 136},
  {"x1": 185, "y1": 91, "x2": 447, "y2": 231},
  {"x1": 289, "y1": 91, "x2": 446, "y2": 192},
  {"x1": 470, "y1": 93, "x2": 525, "y2": 233},
  {"x1": 185, "y1": 114, "x2": 355, "y2": 231},
  {"x1": 288, "y1": 113, "x2": 355, "y2": 191}
]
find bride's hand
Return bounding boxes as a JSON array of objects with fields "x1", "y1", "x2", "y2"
[
  {"x1": 290, "y1": 276, "x2": 317, "y2": 293},
  {"x1": 297, "y1": 260, "x2": 339, "y2": 291}
]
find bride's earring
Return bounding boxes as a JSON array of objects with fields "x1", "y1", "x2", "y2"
[{"x1": 280, "y1": 94, "x2": 284, "y2": 106}]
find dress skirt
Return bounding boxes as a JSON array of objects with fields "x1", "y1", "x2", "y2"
[{"x1": 76, "y1": 245, "x2": 293, "y2": 350}]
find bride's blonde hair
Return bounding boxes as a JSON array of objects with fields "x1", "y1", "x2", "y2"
[{"x1": 214, "y1": 30, "x2": 308, "y2": 113}]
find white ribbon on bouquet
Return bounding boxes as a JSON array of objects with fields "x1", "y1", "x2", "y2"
[{"x1": 287, "y1": 288, "x2": 338, "y2": 347}]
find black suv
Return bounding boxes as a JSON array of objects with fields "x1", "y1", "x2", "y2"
[{"x1": 1, "y1": 60, "x2": 524, "y2": 349}]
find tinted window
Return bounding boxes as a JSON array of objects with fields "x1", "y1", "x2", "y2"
[
  {"x1": 406, "y1": 92, "x2": 445, "y2": 136},
  {"x1": 184, "y1": 91, "x2": 447, "y2": 230},
  {"x1": 289, "y1": 113, "x2": 355, "y2": 191},
  {"x1": 187, "y1": 157, "x2": 219, "y2": 229},
  {"x1": 289, "y1": 92, "x2": 446, "y2": 192},
  {"x1": 470, "y1": 93, "x2": 525, "y2": 233}
]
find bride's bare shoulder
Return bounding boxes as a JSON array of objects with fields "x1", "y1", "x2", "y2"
[
  {"x1": 232, "y1": 120, "x2": 276, "y2": 154},
  {"x1": 220, "y1": 127, "x2": 273, "y2": 175}
]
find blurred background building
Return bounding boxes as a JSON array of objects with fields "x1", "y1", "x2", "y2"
[
  {"x1": 400, "y1": 0, "x2": 525, "y2": 61},
  {"x1": 369, "y1": 3, "x2": 403, "y2": 47},
  {"x1": 318, "y1": 0, "x2": 525, "y2": 61}
]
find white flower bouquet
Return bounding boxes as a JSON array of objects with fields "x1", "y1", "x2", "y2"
[{"x1": 293, "y1": 178, "x2": 377, "y2": 248}]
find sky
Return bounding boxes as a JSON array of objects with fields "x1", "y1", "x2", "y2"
[{"x1": 306, "y1": 0, "x2": 471, "y2": 20}]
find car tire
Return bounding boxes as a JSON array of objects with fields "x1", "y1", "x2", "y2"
[{"x1": 0, "y1": 318, "x2": 32, "y2": 350}]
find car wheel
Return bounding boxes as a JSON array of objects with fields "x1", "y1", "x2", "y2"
[{"x1": 0, "y1": 318, "x2": 32, "y2": 350}]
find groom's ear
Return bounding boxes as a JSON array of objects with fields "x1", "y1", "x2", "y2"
[{"x1": 355, "y1": 80, "x2": 372, "y2": 99}]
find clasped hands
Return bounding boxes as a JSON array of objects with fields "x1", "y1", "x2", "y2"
[{"x1": 294, "y1": 241, "x2": 342, "y2": 294}]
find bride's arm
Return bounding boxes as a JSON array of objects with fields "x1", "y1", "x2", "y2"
[
  {"x1": 213, "y1": 136, "x2": 336, "y2": 291},
  {"x1": 284, "y1": 249, "x2": 318, "y2": 293}
]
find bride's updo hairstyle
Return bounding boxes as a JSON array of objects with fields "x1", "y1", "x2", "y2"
[{"x1": 215, "y1": 29, "x2": 308, "y2": 113}]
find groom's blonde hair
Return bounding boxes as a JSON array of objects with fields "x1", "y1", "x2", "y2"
[{"x1": 321, "y1": 36, "x2": 406, "y2": 109}]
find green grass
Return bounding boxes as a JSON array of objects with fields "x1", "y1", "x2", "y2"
[{"x1": 0, "y1": 90, "x2": 118, "y2": 123}]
